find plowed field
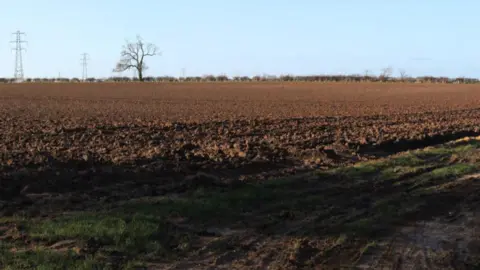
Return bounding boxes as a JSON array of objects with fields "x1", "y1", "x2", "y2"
[{"x1": 1, "y1": 82, "x2": 480, "y2": 185}]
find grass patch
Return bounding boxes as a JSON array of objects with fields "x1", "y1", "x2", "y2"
[
  {"x1": 0, "y1": 216, "x2": 26, "y2": 224},
  {"x1": 407, "y1": 163, "x2": 478, "y2": 191},
  {"x1": 0, "y1": 247, "x2": 104, "y2": 270},
  {"x1": 389, "y1": 152, "x2": 426, "y2": 167},
  {"x1": 29, "y1": 213, "x2": 186, "y2": 258},
  {"x1": 428, "y1": 163, "x2": 477, "y2": 178}
]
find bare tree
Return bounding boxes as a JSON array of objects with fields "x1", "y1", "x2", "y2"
[
  {"x1": 363, "y1": 69, "x2": 372, "y2": 81},
  {"x1": 113, "y1": 35, "x2": 159, "y2": 81},
  {"x1": 398, "y1": 69, "x2": 408, "y2": 82},
  {"x1": 379, "y1": 66, "x2": 393, "y2": 81}
]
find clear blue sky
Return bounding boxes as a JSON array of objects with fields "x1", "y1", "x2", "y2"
[{"x1": 1, "y1": 0, "x2": 479, "y2": 78}]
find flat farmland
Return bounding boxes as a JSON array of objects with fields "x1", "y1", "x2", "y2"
[
  {"x1": 3, "y1": 82, "x2": 480, "y2": 268},
  {"x1": 2, "y1": 82, "x2": 480, "y2": 184},
  {"x1": 2, "y1": 82, "x2": 480, "y2": 121}
]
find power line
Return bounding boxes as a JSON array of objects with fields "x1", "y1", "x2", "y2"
[
  {"x1": 81, "y1": 53, "x2": 89, "y2": 81},
  {"x1": 10, "y1": 31, "x2": 27, "y2": 82}
]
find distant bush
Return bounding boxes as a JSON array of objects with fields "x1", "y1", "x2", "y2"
[
  {"x1": 155, "y1": 76, "x2": 178, "y2": 82},
  {"x1": 108, "y1": 77, "x2": 131, "y2": 82},
  {"x1": 143, "y1": 76, "x2": 156, "y2": 82},
  {"x1": 252, "y1": 75, "x2": 264, "y2": 82},
  {"x1": 233, "y1": 76, "x2": 252, "y2": 82},
  {"x1": 280, "y1": 75, "x2": 295, "y2": 81},
  {"x1": 55, "y1": 78, "x2": 71, "y2": 83},
  {"x1": 202, "y1": 75, "x2": 216, "y2": 82},
  {"x1": 188, "y1": 76, "x2": 202, "y2": 82}
]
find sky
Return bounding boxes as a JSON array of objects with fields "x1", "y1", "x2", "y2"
[{"x1": 1, "y1": 0, "x2": 480, "y2": 78}]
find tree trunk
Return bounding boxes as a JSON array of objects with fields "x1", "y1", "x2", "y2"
[{"x1": 138, "y1": 68, "x2": 143, "y2": 82}]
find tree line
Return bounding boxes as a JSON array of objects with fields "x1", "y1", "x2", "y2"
[{"x1": 0, "y1": 75, "x2": 479, "y2": 84}]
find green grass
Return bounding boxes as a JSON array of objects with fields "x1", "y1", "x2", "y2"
[
  {"x1": 0, "y1": 246, "x2": 104, "y2": 270},
  {"x1": 430, "y1": 163, "x2": 476, "y2": 177},
  {"x1": 30, "y1": 215, "x2": 169, "y2": 256}
]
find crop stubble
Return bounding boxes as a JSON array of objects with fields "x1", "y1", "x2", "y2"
[{"x1": 1, "y1": 82, "x2": 480, "y2": 190}]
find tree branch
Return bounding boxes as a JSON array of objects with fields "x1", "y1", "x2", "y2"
[
  {"x1": 113, "y1": 61, "x2": 136, "y2": 72},
  {"x1": 122, "y1": 43, "x2": 139, "y2": 61}
]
